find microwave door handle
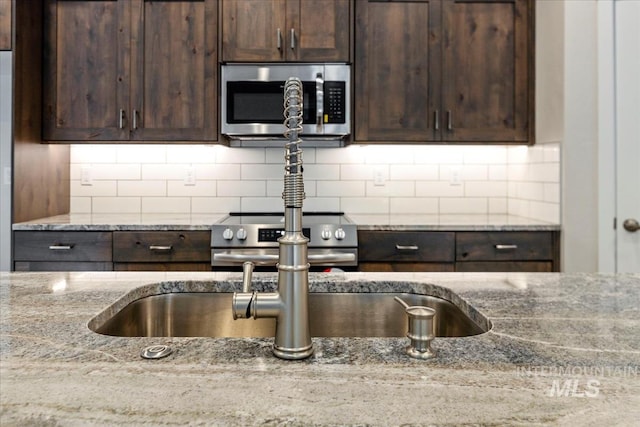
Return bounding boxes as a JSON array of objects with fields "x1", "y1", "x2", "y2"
[{"x1": 316, "y1": 72, "x2": 324, "y2": 133}]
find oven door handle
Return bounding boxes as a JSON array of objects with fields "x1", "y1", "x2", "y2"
[{"x1": 212, "y1": 252, "x2": 355, "y2": 265}]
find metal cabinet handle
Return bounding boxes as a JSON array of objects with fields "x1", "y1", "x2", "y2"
[
  {"x1": 290, "y1": 28, "x2": 296, "y2": 50},
  {"x1": 49, "y1": 244, "x2": 74, "y2": 250},
  {"x1": 316, "y1": 72, "x2": 324, "y2": 132},
  {"x1": 277, "y1": 28, "x2": 282, "y2": 50},
  {"x1": 149, "y1": 245, "x2": 173, "y2": 252},
  {"x1": 495, "y1": 244, "x2": 518, "y2": 250},
  {"x1": 434, "y1": 110, "x2": 439, "y2": 131},
  {"x1": 119, "y1": 109, "x2": 126, "y2": 129},
  {"x1": 132, "y1": 109, "x2": 139, "y2": 130},
  {"x1": 396, "y1": 244, "x2": 419, "y2": 251},
  {"x1": 447, "y1": 110, "x2": 452, "y2": 131}
]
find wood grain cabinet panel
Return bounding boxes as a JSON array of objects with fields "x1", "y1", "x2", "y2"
[
  {"x1": 354, "y1": 0, "x2": 533, "y2": 144},
  {"x1": 455, "y1": 231, "x2": 559, "y2": 272},
  {"x1": 358, "y1": 231, "x2": 455, "y2": 272},
  {"x1": 222, "y1": 0, "x2": 350, "y2": 62},
  {"x1": 0, "y1": 0, "x2": 12, "y2": 50},
  {"x1": 13, "y1": 231, "x2": 113, "y2": 271},
  {"x1": 43, "y1": 0, "x2": 218, "y2": 142},
  {"x1": 113, "y1": 231, "x2": 211, "y2": 271}
]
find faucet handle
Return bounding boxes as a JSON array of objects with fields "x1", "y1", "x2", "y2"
[{"x1": 242, "y1": 261, "x2": 255, "y2": 293}]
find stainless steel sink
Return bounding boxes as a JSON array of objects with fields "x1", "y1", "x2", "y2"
[{"x1": 90, "y1": 292, "x2": 488, "y2": 338}]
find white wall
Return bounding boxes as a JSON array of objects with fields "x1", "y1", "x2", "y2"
[{"x1": 0, "y1": 52, "x2": 12, "y2": 271}]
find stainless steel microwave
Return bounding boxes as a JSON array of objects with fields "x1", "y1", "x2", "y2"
[{"x1": 221, "y1": 63, "x2": 351, "y2": 146}]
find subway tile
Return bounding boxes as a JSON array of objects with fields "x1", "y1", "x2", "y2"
[
  {"x1": 341, "y1": 164, "x2": 385, "y2": 181},
  {"x1": 70, "y1": 145, "x2": 118, "y2": 163},
  {"x1": 390, "y1": 164, "x2": 439, "y2": 181},
  {"x1": 529, "y1": 163, "x2": 560, "y2": 183},
  {"x1": 544, "y1": 183, "x2": 560, "y2": 203},
  {"x1": 118, "y1": 180, "x2": 166, "y2": 197},
  {"x1": 390, "y1": 198, "x2": 438, "y2": 214},
  {"x1": 70, "y1": 197, "x2": 92, "y2": 213},
  {"x1": 340, "y1": 197, "x2": 389, "y2": 214},
  {"x1": 316, "y1": 145, "x2": 365, "y2": 164},
  {"x1": 489, "y1": 165, "x2": 508, "y2": 181},
  {"x1": 366, "y1": 181, "x2": 414, "y2": 197},
  {"x1": 440, "y1": 198, "x2": 488, "y2": 214},
  {"x1": 462, "y1": 146, "x2": 508, "y2": 164},
  {"x1": 416, "y1": 181, "x2": 464, "y2": 197},
  {"x1": 90, "y1": 164, "x2": 141, "y2": 180},
  {"x1": 363, "y1": 145, "x2": 415, "y2": 164},
  {"x1": 465, "y1": 181, "x2": 508, "y2": 198},
  {"x1": 93, "y1": 197, "x2": 141, "y2": 213},
  {"x1": 241, "y1": 163, "x2": 283, "y2": 180},
  {"x1": 70, "y1": 180, "x2": 117, "y2": 197},
  {"x1": 303, "y1": 164, "x2": 340, "y2": 180},
  {"x1": 117, "y1": 145, "x2": 167, "y2": 163},
  {"x1": 317, "y1": 181, "x2": 365, "y2": 197},
  {"x1": 217, "y1": 180, "x2": 265, "y2": 197},
  {"x1": 192, "y1": 163, "x2": 240, "y2": 180},
  {"x1": 166, "y1": 145, "x2": 216, "y2": 163},
  {"x1": 489, "y1": 197, "x2": 508, "y2": 214},
  {"x1": 413, "y1": 146, "x2": 465, "y2": 164},
  {"x1": 215, "y1": 147, "x2": 265, "y2": 164},
  {"x1": 142, "y1": 197, "x2": 191, "y2": 214},
  {"x1": 304, "y1": 197, "x2": 340, "y2": 212},
  {"x1": 241, "y1": 197, "x2": 283, "y2": 212},
  {"x1": 192, "y1": 197, "x2": 240, "y2": 214},
  {"x1": 167, "y1": 180, "x2": 216, "y2": 197}
]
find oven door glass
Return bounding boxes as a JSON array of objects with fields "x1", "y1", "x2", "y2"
[{"x1": 226, "y1": 81, "x2": 315, "y2": 124}]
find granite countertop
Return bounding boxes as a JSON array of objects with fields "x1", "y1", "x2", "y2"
[
  {"x1": 1, "y1": 271, "x2": 638, "y2": 425},
  {"x1": 12, "y1": 213, "x2": 560, "y2": 231}
]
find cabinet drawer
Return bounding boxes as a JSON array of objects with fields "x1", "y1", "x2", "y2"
[
  {"x1": 456, "y1": 232, "x2": 553, "y2": 261},
  {"x1": 358, "y1": 231, "x2": 455, "y2": 263},
  {"x1": 13, "y1": 231, "x2": 112, "y2": 262},
  {"x1": 113, "y1": 231, "x2": 210, "y2": 263}
]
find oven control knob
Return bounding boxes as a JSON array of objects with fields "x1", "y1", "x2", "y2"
[
  {"x1": 321, "y1": 228, "x2": 333, "y2": 240},
  {"x1": 334, "y1": 228, "x2": 346, "y2": 240},
  {"x1": 236, "y1": 228, "x2": 248, "y2": 240},
  {"x1": 222, "y1": 228, "x2": 234, "y2": 240}
]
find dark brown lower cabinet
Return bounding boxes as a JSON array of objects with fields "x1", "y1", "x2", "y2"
[
  {"x1": 13, "y1": 230, "x2": 212, "y2": 272},
  {"x1": 112, "y1": 231, "x2": 211, "y2": 271},
  {"x1": 358, "y1": 230, "x2": 560, "y2": 272},
  {"x1": 13, "y1": 231, "x2": 113, "y2": 271}
]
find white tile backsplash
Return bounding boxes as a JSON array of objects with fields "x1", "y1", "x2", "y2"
[{"x1": 69, "y1": 143, "x2": 561, "y2": 222}]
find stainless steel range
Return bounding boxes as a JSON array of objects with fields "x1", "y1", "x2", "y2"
[{"x1": 211, "y1": 212, "x2": 357, "y2": 270}]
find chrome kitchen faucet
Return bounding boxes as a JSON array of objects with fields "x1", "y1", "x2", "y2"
[{"x1": 231, "y1": 77, "x2": 314, "y2": 360}]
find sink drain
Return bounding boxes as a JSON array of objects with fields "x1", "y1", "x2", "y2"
[{"x1": 140, "y1": 344, "x2": 173, "y2": 360}]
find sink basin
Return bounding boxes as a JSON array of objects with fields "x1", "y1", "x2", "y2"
[{"x1": 90, "y1": 292, "x2": 488, "y2": 338}]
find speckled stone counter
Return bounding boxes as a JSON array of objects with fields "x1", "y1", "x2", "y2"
[
  {"x1": 1, "y1": 272, "x2": 638, "y2": 425},
  {"x1": 12, "y1": 213, "x2": 560, "y2": 231}
]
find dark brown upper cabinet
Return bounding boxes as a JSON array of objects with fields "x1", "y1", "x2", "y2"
[
  {"x1": 43, "y1": 0, "x2": 218, "y2": 142},
  {"x1": 0, "y1": 1, "x2": 11, "y2": 50},
  {"x1": 222, "y1": 0, "x2": 350, "y2": 62},
  {"x1": 355, "y1": 0, "x2": 533, "y2": 144}
]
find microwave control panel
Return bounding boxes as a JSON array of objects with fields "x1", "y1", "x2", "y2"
[{"x1": 324, "y1": 81, "x2": 346, "y2": 124}]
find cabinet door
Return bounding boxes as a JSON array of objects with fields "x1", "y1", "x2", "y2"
[
  {"x1": 43, "y1": 0, "x2": 130, "y2": 141},
  {"x1": 0, "y1": 1, "x2": 11, "y2": 50},
  {"x1": 441, "y1": 0, "x2": 532, "y2": 142},
  {"x1": 130, "y1": 0, "x2": 217, "y2": 141},
  {"x1": 222, "y1": 0, "x2": 286, "y2": 61},
  {"x1": 288, "y1": 0, "x2": 350, "y2": 62},
  {"x1": 354, "y1": 0, "x2": 440, "y2": 142}
]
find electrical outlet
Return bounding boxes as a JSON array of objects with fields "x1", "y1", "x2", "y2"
[
  {"x1": 373, "y1": 167, "x2": 386, "y2": 187},
  {"x1": 449, "y1": 166, "x2": 461, "y2": 186},
  {"x1": 80, "y1": 166, "x2": 92, "y2": 186},
  {"x1": 184, "y1": 166, "x2": 196, "y2": 186}
]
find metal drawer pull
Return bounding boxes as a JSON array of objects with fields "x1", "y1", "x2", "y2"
[
  {"x1": 447, "y1": 110, "x2": 452, "y2": 130},
  {"x1": 434, "y1": 110, "x2": 439, "y2": 131},
  {"x1": 290, "y1": 28, "x2": 296, "y2": 50},
  {"x1": 495, "y1": 244, "x2": 518, "y2": 250},
  {"x1": 149, "y1": 245, "x2": 173, "y2": 252},
  {"x1": 396, "y1": 244, "x2": 419, "y2": 251},
  {"x1": 277, "y1": 28, "x2": 282, "y2": 50},
  {"x1": 119, "y1": 109, "x2": 125, "y2": 129},
  {"x1": 48, "y1": 244, "x2": 74, "y2": 250}
]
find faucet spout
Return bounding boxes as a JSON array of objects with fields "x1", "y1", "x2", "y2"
[{"x1": 231, "y1": 77, "x2": 313, "y2": 360}]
